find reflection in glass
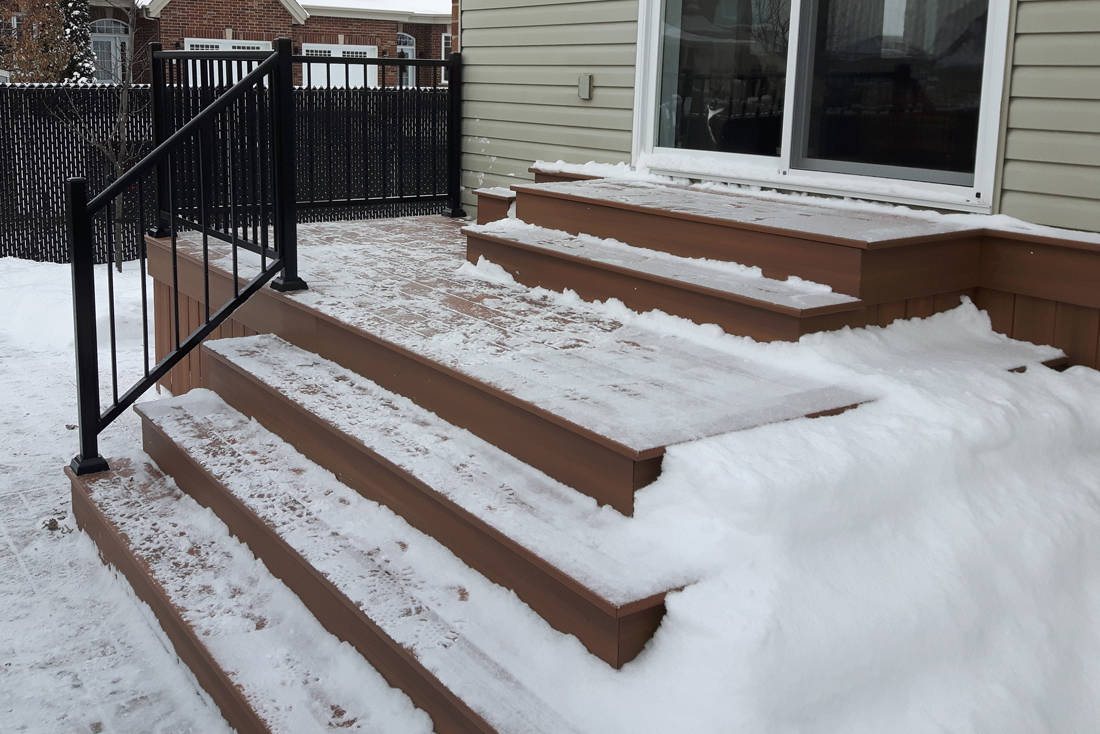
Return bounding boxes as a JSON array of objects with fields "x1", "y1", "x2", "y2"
[
  {"x1": 801, "y1": 0, "x2": 988, "y2": 181},
  {"x1": 658, "y1": 0, "x2": 792, "y2": 157}
]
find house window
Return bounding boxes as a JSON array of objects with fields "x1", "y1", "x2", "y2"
[
  {"x1": 441, "y1": 32, "x2": 452, "y2": 84},
  {"x1": 645, "y1": 0, "x2": 1010, "y2": 210},
  {"x1": 301, "y1": 43, "x2": 379, "y2": 88},
  {"x1": 183, "y1": 38, "x2": 272, "y2": 84},
  {"x1": 397, "y1": 31, "x2": 416, "y2": 87},
  {"x1": 90, "y1": 18, "x2": 129, "y2": 83}
]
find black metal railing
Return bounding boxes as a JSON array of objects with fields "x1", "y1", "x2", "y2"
[
  {"x1": 66, "y1": 38, "x2": 305, "y2": 475},
  {"x1": 290, "y1": 52, "x2": 464, "y2": 220},
  {"x1": 67, "y1": 39, "x2": 465, "y2": 474}
]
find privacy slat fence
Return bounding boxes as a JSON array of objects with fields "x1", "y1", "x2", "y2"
[
  {"x1": 0, "y1": 83, "x2": 153, "y2": 263},
  {"x1": 1, "y1": 72, "x2": 452, "y2": 263}
]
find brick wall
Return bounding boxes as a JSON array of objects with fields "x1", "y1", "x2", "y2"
[{"x1": 152, "y1": 1, "x2": 446, "y2": 87}]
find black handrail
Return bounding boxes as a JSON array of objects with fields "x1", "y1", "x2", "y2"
[{"x1": 67, "y1": 37, "x2": 305, "y2": 475}]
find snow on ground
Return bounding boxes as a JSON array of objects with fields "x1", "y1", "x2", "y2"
[
  {"x1": 3, "y1": 226, "x2": 1100, "y2": 734},
  {"x1": 0, "y1": 258, "x2": 229, "y2": 733}
]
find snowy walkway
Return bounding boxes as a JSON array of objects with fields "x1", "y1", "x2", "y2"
[{"x1": 0, "y1": 260, "x2": 228, "y2": 733}]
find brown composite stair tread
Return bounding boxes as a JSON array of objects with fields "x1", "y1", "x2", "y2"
[
  {"x1": 135, "y1": 390, "x2": 583, "y2": 734},
  {"x1": 473, "y1": 186, "x2": 517, "y2": 201},
  {"x1": 464, "y1": 218, "x2": 862, "y2": 316},
  {"x1": 175, "y1": 218, "x2": 870, "y2": 458},
  {"x1": 203, "y1": 333, "x2": 684, "y2": 607},
  {"x1": 511, "y1": 179, "x2": 975, "y2": 247},
  {"x1": 68, "y1": 457, "x2": 433, "y2": 733},
  {"x1": 201, "y1": 333, "x2": 677, "y2": 666}
]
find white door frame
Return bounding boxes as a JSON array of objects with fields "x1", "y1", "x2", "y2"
[
  {"x1": 301, "y1": 42, "x2": 380, "y2": 88},
  {"x1": 631, "y1": 0, "x2": 1011, "y2": 213}
]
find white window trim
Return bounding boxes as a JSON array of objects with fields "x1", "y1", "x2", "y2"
[
  {"x1": 184, "y1": 38, "x2": 273, "y2": 52},
  {"x1": 632, "y1": 0, "x2": 1011, "y2": 213},
  {"x1": 397, "y1": 32, "x2": 416, "y2": 87},
  {"x1": 300, "y1": 42, "x2": 380, "y2": 88},
  {"x1": 91, "y1": 19, "x2": 131, "y2": 84},
  {"x1": 441, "y1": 32, "x2": 452, "y2": 84}
]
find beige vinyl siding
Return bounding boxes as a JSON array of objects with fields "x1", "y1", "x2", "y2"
[
  {"x1": 998, "y1": 0, "x2": 1100, "y2": 232},
  {"x1": 459, "y1": 0, "x2": 638, "y2": 214}
]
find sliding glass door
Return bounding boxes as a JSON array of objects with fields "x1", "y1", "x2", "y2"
[
  {"x1": 658, "y1": 0, "x2": 791, "y2": 157},
  {"x1": 651, "y1": 0, "x2": 1003, "y2": 202},
  {"x1": 794, "y1": 0, "x2": 987, "y2": 185}
]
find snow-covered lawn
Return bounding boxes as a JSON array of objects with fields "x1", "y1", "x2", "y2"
[{"x1": 2, "y1": 246, "x2": 1099, "y2": 733}]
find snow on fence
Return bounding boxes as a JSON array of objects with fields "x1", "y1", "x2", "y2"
[{"x1": 0, "y1": 82, "x2": 450, "y2": 264}]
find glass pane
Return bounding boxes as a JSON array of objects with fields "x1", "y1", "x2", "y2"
[
  {"x1": 800, "y1": 0, "x2": 988, "y2": 180},
  {"x1": 658, "y1": 0, "x2": 791, "y2": 157}
]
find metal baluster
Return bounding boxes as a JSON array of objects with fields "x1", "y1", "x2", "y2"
[
  {"x1": 103, "y1": 208, "x2": 119, "y2": 407},
  {"x1": 137, "y1": 177, "x2": 150, "y2": 376}
]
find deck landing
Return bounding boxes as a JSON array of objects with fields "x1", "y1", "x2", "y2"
[{"x1": 169, "y1": 217, "x2": 869, "y2": 460}]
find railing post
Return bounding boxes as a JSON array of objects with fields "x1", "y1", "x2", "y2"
[
  {"x1": 66, "y1": 178, "x2": 109, "y2": 475},
  {"x1": 270, "y1": 37, "x2": 307, "y2": 292},
  {"x1": 445, "y1": 51, "x2": 466, "y2": 218},
  {"x1": 148, "y1": 42, "x2": 170, "y2": 237}
]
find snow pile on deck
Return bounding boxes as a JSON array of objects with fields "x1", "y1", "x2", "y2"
[
  {"x1": 630, "y1": 310, "x2": 1100, "y2": 733},
  {"x1": 460, "y1": 258, "x2": 1100, "y2": 733}
]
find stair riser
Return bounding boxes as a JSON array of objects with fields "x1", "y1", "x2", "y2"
[
  {"x1": 467, "y1": 235, "x2": 868, "y2": 341},
  {"x1": 68, "y1": 470, "x2": 271, "y2": 734},
  {"x1": 148, "y1": 240, "x2": 657, "y2": 515},
  {"x1": 476, "y1": 196, "x2": 511, "y2": 224},
  {"x1": 138, "y1": 419, "x2": 495, "y2": 734},
  {"x1": 516, "y1": 192, "x2": 865, "y2": 296}
]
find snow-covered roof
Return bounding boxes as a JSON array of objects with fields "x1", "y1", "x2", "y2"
[
  {"x1": 138, "y1": 0, "x2": 449, "y2": 24},
  {"x1": 299, "y1": 0, "x2": 450, "y2": 22}
]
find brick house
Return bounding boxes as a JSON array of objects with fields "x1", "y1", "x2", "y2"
[{"x1": 88, "y1": 0, "x2": 451, "y2": 85}]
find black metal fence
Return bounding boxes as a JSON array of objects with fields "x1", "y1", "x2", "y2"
[
  {"x1": 3, "y1": 50, "x2": 460, "y2": 263},
  {"x1": 0, "y1": 83, "x2": 154, "y2": 262}
]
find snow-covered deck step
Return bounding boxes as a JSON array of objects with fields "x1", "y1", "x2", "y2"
[
  {"x1": 474, "y1": 187, "x2": 516, "y2": 224},
  {"x1": 201, "y1": 333, "x2": 681, "y2": 668},
  {"x1": 134, "y1": 390, "x2": 584, "y2": 734},
  {"x1": 464, "y1": 218, "x2": 865, "y2": 341},
  {"x1": 511, "y1": 179, "x2": 984, "y2": 300},
  {"x1": 155, "y1": 219, "x2": 871, "y2": 515},
  {"x1": 67, "y1": 458, "x2": 433, "y2": 734}
]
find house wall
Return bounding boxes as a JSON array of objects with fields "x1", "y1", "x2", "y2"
[
  {"x1": 457, "y1": 0, "x2": 638, "y2": 215},
  {"x1": 996, "y1": 0, "x2": 1100, "y2": 233}
]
